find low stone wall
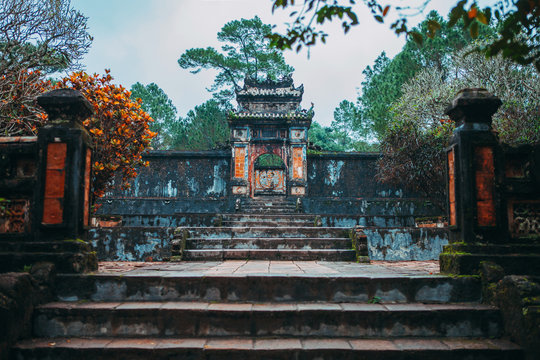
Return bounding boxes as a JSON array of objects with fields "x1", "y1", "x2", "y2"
[
  {"x1": 90, "y1": 226, "x2": 449, "y2": 262},
  {"x1": 364, "y1": 228, "x2": 449, "y2": 261},
  {"x1": 97, "y1": 150, "x2": 232, "y2": 215},
  {"x1": 96, "y1": 150, "x2": 443, "y2": 217},
  {"x1": 89, "y1": 227, "x2": 173, "y2": 262}
]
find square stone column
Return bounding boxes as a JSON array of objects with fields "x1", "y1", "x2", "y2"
[{"x1": 440, "y1": 88, "x2": 509, "y2": 274}]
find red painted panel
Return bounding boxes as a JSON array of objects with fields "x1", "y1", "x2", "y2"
[
  {"x1": 42, "y1": 198, "x2": 63, "y2": 225},
  {"x1": 83, "y1": 148, "x2": 92, "y2": 226},
  {"x1": 292, "y1": 147, "x2": 303, "y2": 179},
  {"x1": 44, "y1": 169, "x2": 65, "y2": 197},
  {"x1": 474, "y1": 146, "x2": 496, "y2": 227},
  {"x1": 42, "y1": 143, "x2": 67, "y2": 225},
  {"x1": 46, "y1": 143, "x2": 67, "y2": 169},
  {"x1": 234, "y1": 147, "x2": 245, "y2": 178},
  {"x1": 447, "y1": 149, "x2": 456, "y2": 226}
]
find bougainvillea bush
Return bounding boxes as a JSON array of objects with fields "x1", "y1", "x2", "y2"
[
  {"x1": 58, "y1": 70, "x2": 156, "y2": 202},
  {"x1": 0, "y1": 68, "x2": 156, "y2": 206},
  {"x1": 0, "y1": 69, "x2": 51, "y2": 136}
]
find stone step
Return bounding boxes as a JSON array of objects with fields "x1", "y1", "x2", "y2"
[
  {"x1": 0, "y1": 240, "x2": 91, "y2": 253},
  {"x1": 222, "y1": 220, "x2": 314, "y2": 227},
  {"x1": 33, "y1": 302, "x2": 502, "y2": 339},
  {"x1": 238, "y1": 208, "x2": 298, "y2": 214},
  {"x1": 13, "y1": 336, "x2": 522, "y2": 360},
  {"x1": 182, "y1": 238, "x2": 355, "y2": 250},
  {"x1": 443, "y1": 243, "x2": 540, "y2": 255},
  {"x1": 182, "y1": 249, "x2": 357, "y2": 261},
  {"x1": 222, "y1": 214, "x2": 416, "y2": 228},
  {"x1": 440, "y1": 253, "x2": 540, "y2": 276},
  {"x1": 181, "y1": 226, "x2": 350, "y2": 239},
  {"x1": 114, "y1": 213, "x2": 416, "y2": 228},
  {"x1": 54, "y1": 274, "x2": 482, "y2": 303},
  {"x1": 0, "y1": 252, "x2": 95, "y2": 274}
]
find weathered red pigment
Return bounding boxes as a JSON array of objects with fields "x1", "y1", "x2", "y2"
[
  {"x1": 83, "y1": 148, "x2": 92, "y2": 226},
  {"x1": 447, "y1": 148, "x2": 457, "y2": 226},
  {"x1": 42, "y1": 143, "x2": 67, "y2": 225},
  {"x1": 234, "y1": 147, "x2": 245, "y2": 178},
  {"x1": 474, "y1": 146, "x2": 496, "y2": 227}
]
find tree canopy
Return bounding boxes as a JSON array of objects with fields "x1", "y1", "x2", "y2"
[
  {"x1": 59, "y1": 71, "x2": 156, "y2": 202},
  {"x1": 170, "y1": 100, "x2": 230, "y2": 151},
  {"x1": 376, "y1": 43, "x2": 539, "y2": 210},
  {"x1": 0, "y1": 0, "x2": 92, "y2": 75},
  {"x1": 178, "y1": 16, "x2": 294, "y2": 102},
  {"x1": 332, "y1": 11, "x2": 494, "y2": 145},
  {"x1": 269, "y1": 0, "x2": 540, "y2": 71},
  {"x1": 130, "y1": 82, "x2": 178, "y2": 149}
]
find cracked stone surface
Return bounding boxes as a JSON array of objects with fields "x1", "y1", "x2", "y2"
[{"x1": 97, "y1": 260, "x2": 440, "y2": 277}]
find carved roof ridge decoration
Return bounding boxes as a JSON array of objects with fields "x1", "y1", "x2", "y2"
[
  {"x1": 231, "y1": 74, "x2": 312, "y2": 119},
  {"x1": 228, "y1": 108, "x2": 314, "y2": 120},
  {"x1": 235, "y1": 74, "x2": 304, "y2": 98}
]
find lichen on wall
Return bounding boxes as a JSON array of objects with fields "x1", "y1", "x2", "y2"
[
  {"x1": 365, "y1": 228, "x2": 449, "y2": 260},
  {"x1": 324, "y1": 160, "x2": 344, "y2": 187},
  {"x1": 206, "y1": 160, "x2": 228, "y2": 196}
]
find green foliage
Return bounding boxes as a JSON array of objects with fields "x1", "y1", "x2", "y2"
[
  {"x1": 130, "y1": 82, "x2": 178, "y2": 149},
  {"x1": 255, "y1": 154, "x2": 285, "y2": 168},
  {"x1": 307, "y1": 120, "x2": 377, "y2": 152},
  {"x1": 377, "y1": 117, "x2": 454, "y2": 211},
  {"x1": 178, "y1": 16, "x2": 294, "y2": 102},
  {"x1": 354, "y1": 11, "x2": 494, "y2": 142},
  {"x1": 377, "y1": 43, "x2": 540, "y2": 210},
  {"x1": 170, "y1": 100, "x2": 229, "y2": 151},
  {"x1": 270, "y1": 0, "x2": 540, "y2": 71}
]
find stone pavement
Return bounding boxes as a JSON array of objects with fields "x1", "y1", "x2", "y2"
[{"x1": 97, "y1": 260, "x2": 440, "y2": 276}]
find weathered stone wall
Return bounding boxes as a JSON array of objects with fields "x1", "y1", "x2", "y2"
[
  {"x1": 97, "y1": 150, "x2": 441, "y2": 216},
  {"x1": 97, "y1": 150, "x2": 233, "y2": 215},
  {"x1": 0, "y1": 137, "x2": 38, "y2": 237},
  {"x1": 308, "y1": 153, "x2": 391, "y2": 198}
]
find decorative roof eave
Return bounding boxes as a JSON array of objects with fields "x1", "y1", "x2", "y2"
[
  {"x1": 235, "y1": 75, "x2": 304, "y2": 98},
  {"x1": 228, "y1": 111, "x2": 314, "y2": 121}
]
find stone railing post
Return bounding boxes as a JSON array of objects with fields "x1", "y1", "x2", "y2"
[
  {"x1": 440, "y1": 88, "x2": 508, "y2": 274},
  {"x1": 35, "y1": 89, "x2": 94, "y2": 240}
]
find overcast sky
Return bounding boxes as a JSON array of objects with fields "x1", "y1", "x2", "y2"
[{"x1": 71, "y1": 0, "x2": 488, "y2": 126}]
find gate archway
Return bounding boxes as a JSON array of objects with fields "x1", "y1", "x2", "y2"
[
  {"x1": 253, "y1": 154, "x2": 286, "y2": 196},
  {"x1": 229, "y1": 75, "x2": 313, "y2": 198}
]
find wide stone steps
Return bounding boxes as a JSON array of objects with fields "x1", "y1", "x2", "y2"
[
  {"x1": 176, "y1": 222, "x2": 355, "y2": 260},
  {"x1": 117, "y1": 213, "x2": 416, "y2": 228},
  {"x1": 33, "y1": 301, "x2": 502, "y2": 339},
  {"x1": 182, "y1": 249, "x2": 357, "y2": 261},
  {"x1": 14, "y1": 271, "x2": 522, "y2": 359},
  {"x1": 181, "y1": 226, "x2": 349, "y2": 239},
  {"x1": 13, "y1": 336, "x2": 521, "y2": 360},
  {"x1": 185, "y1": 237, "x2": 357, "y2": 250},
  {"x1": 54, "y1": 274, "x2": 482, "y2": 303},
  {"x1": 221, "y1": 215, "x2": 415, "y2": 228}
]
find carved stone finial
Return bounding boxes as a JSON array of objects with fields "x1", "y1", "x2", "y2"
[
  {"x1": 445, "y1": 88, "x2": 502, "y2": 128},
  {"x1": 37, "y1": 89, "x2": 93, "y2": 124}
]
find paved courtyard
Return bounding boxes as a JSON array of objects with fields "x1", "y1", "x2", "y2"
[{"x1": 97, "y1": 260, "x2": 441, "y2": 277}]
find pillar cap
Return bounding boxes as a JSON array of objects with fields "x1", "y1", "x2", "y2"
[
  {"x1": 38, "y1": 89, "x2": 93, "y2": 123},
  {"x1": 445, "y1": 88, "x2": 502, "y2": 127}
]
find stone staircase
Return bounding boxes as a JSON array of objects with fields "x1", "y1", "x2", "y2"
[
  {"x1": 172, "y1": 197, "x2": 363, "y2": 261},
  {"x1": 12, "y1": 264, "x2": 523, "y2": 359}
]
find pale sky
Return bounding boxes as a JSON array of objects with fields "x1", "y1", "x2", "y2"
[{"x1": 70, "y1": 0, "x2": 486, "y2": 126}]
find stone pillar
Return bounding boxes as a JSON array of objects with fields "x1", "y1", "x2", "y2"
[
  {"x1": 289, "y1": 128, "x2": 308, "y2": 197},
  {"x1": 35, "y1": 89, "x2": 94, "y2": 240},
  {"x1": 440, "y1": 88, "x2": 508, "y2": 274}
]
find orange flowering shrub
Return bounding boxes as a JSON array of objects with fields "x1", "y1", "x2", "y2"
[
  {"x1": 58, "y1": 70, "x2": 157, "y2": 202},
  {"x1": 0, "y1": 69, "x2": 52, "y2": 136}
]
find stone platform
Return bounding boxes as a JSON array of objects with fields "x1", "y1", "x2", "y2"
[
  {"x1": 96, "y1": 260, "x2": 441, "y2": 276},
  {"x1": 12, "y1": 260, "x2": 524, "y2": 359}
]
